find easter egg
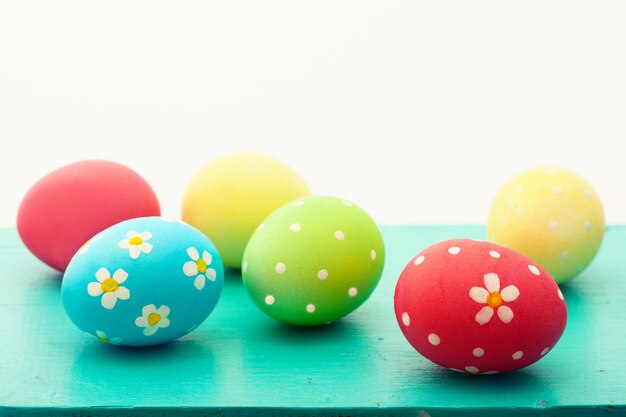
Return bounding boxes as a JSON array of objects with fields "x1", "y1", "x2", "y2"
[
  {"x1": 487, "y1": 167, "x2": 605, "y2": 284},
  {"x1": 62, "y1": 217, "x2": 224, "y2": 346},
  {"x1": 182, "y1": 153, "x2": 310, "y2": 269},
  {"x1": 394, "y1": 239, "x2": 567, "y2": 374},
  {"x1": 17, "y1": 160, "x2": 160, "y2": 272},
  {"x1": 242, "y1": 196, "x2": 385, "y2": 326}
]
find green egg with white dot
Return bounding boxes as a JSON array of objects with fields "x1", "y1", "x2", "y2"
[{"x1": 242, "y1": 196, "x2": 385, "y2": 326}]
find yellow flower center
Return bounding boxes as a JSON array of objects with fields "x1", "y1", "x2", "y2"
[
  {"x1": 196, "y1": 259, "x2": 208, "y2": 273},
  {"x1": 100, "y1": 278, "x2": 120, "y2": 293},
  {"x1": 98, "y1": 336, "x2": 110, "y2": 343},
  {"x1": 129, "y1": 236, "x2": 143, "y2": 245},
  {"x1": 147, "y1": 312, "x2": 161, "y2": 326},
  {"x1": 486, "y1": 291, "x2": 503, "y2": 309}
]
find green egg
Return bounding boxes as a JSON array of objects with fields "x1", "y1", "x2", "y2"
[{"x1": 242, "y1": 196, "x2": 385, "y2": 326}]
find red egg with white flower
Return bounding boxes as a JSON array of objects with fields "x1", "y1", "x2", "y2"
[{"x1": 394, "y1": 239, "x2": 567, "y2": 374}]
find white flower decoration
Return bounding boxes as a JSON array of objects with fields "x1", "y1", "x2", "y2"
[
  {"x1": 87, "y1": 268, "x2": 130, "y2": 310},
  {"x1": 118, "y1": 230, "x2": 153, "y2": 259},
  {"x1": 135, "y1": 304, "x2": 171, "y2": 336},
  {"x1": 469, "y1": 273, "x2": 519, "y2": 325},
  {"x1": 94, "y1": 330, "x2": 123, "y2": 344},
  {"x1": 183, "y1": 247, "x2": 216, "y2": 290},
  {"x1": 77, "y1": 232, "x2": 104, "y2": 255}
]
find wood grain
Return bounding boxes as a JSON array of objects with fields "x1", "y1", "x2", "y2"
[{"x1": 1, "y1": 226, "x2": 625, "y2": 416}]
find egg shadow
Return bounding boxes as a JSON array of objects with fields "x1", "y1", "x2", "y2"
[
  {"x1": 241, "y1": 314, "x2": 372, "y2": 367},
  {"x1": 232, "y1": 314, "x2": 388, "y2": 400},
  {"x1": 41, "y1": 269, "x2": 63, "y2": 285},
  {"x1": 22, "y1": 263, "x2": 64, "y2": 312},
  {"x1": 69, "y1": 333, "x2": 219, "y2": 404},
  {"x1": 25, "y1": 256, "x2": 63, "y2": 284},
  {"x1": 75, "y1": 333, "x2": 216, "y2": 369},
  {"x1": 399, "y1": 359, "x2": 556, "y2": 408},
  {"x1": 224, "y1": 266, "x2": 243, "y2": 281},
  {"x1": 557, "y1": 270, "x2": 596, "y2": 334},
  {"x1": 260, "y1": 317, "x2": 358, "y2": 344}
]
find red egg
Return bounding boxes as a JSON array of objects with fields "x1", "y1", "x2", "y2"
[
  {"x1": 394, "y1": 238, "x2": 567, "y2": 374},
  {"x1": 17, "y1": 160, "x2": 160, "y2": 272}
]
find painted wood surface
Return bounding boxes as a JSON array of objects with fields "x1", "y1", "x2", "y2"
[{"x1": 1, "y1": 226, "x2": 625, "y2": 416}]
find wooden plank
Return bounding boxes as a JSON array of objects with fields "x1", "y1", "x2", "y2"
[{"x1": 1, "y1": 226, "x2": 625, "y2": 416}]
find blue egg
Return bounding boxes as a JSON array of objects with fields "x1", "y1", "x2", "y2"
[{"x1": 62, "y1": 216, "x2": 224, "y2": 346}]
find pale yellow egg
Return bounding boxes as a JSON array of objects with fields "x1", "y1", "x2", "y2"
[
  {"x1": 182, "y1": 153, "x2": 310, "y2": 269},
  {"x1": 487, "y1": 167, "x2": 604, "y2": 284}
]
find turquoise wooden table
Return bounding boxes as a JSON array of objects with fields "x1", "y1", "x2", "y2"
[{"x1": 1, "y1": 225, "x2": 625, "y2": 416}]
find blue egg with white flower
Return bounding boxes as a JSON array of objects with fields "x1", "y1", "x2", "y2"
[{"x1": 62, "y1": 216, "x2": 224, "y2": 346}]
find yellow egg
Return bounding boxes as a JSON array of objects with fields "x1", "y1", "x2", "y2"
[
  {"x1": 487, "y1": 167, "x2": 605, "y2": 284},
  {"x1": 182, "y1": 153, "x2": 310, "y2": 269}
]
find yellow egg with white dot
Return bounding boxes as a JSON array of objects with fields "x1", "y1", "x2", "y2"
[
  {"x1": 182, "y1": 153, "x2": 310, "y2": 269},
  {"x1": 487, "y1": 167, "x2": 605, "y2": 284}
]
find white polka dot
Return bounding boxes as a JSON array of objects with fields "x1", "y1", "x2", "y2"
[
  {"x1": 448, "y1": 247, "x2": 461, "y2": 255},
  {"x1": 414, "y1": 255, "x2": 425, "y2": 265},
  {"x1": 242, "y1": 261, "x2": 248, "y2": 273},
  {"x1": 549, "y1": 220, "x2": 559, "y2": 230},
  {"x1": 265, "y1": 295, "x2": 275, "y2": 305},
  {"x1": 401, "y1": 312, "x2": 410, "y2": 326},
  {"x1": 557, "y1": 289, "x2": 564, "y2": 300},
  {"x1": 275, "y1": 263, "x2": 286, "y2": 274},
  {"x1": 512, "y1": 351, "x2": 523, "y2": 360},
  {"x1": 561, "y1": 251, "x2": 569, "y2": 260},
  {"x1": 306, "y1": 304, "x2": 315, "y2": 313},
  {"x1": 334, "y1": 231, "x2": 345, "y2": 241},
  {"x1": 489, "y1": 250, "x2": 500, "y2": 259},
  {"x1": 515, "y1": 208, "x2": 524, "y2": 217},
  {"x1": 472, "y1": 347, "x2": 485, "y2": 357},
  {"x1": 370, "y1": 249, "x2": 377, "y2": 260},
  {"x1": 293, "y1": 201, "x2": 305, "y2": 206},
  {"x1": 289, "y1": 222, "x2": 301, "y2": 232},
  {"x1": 528, "y1": 265, "x2": 540, "y2": 276},
  {"x1": 465, "y1": 366, "x2": 480, "y2": 374},
  {"x1": 541, "y1": 347, "x2": 550, "y2": 356},
  {"x1": 584, "y1": 190, "x2": 593, "y2": 200},
  {"x1": 342, "y1": 200, "x2": 353, "y2": 207},
  {"x1": 552, "y1": 186, "x2": 562, "y2": 195},
  {"x1": 428, "y1": 333, "x2": 440, "y2": 346},
  {"x1": 317, "y1": 269, "x2": 328, "y2": 280},
  {"x1": 348, "y1": 287, "x2": 358, "y2": 297}
]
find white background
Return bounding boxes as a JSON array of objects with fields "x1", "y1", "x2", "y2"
[{"x1": 1, "y1": 1, "x2": 625, "y2": 226}]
